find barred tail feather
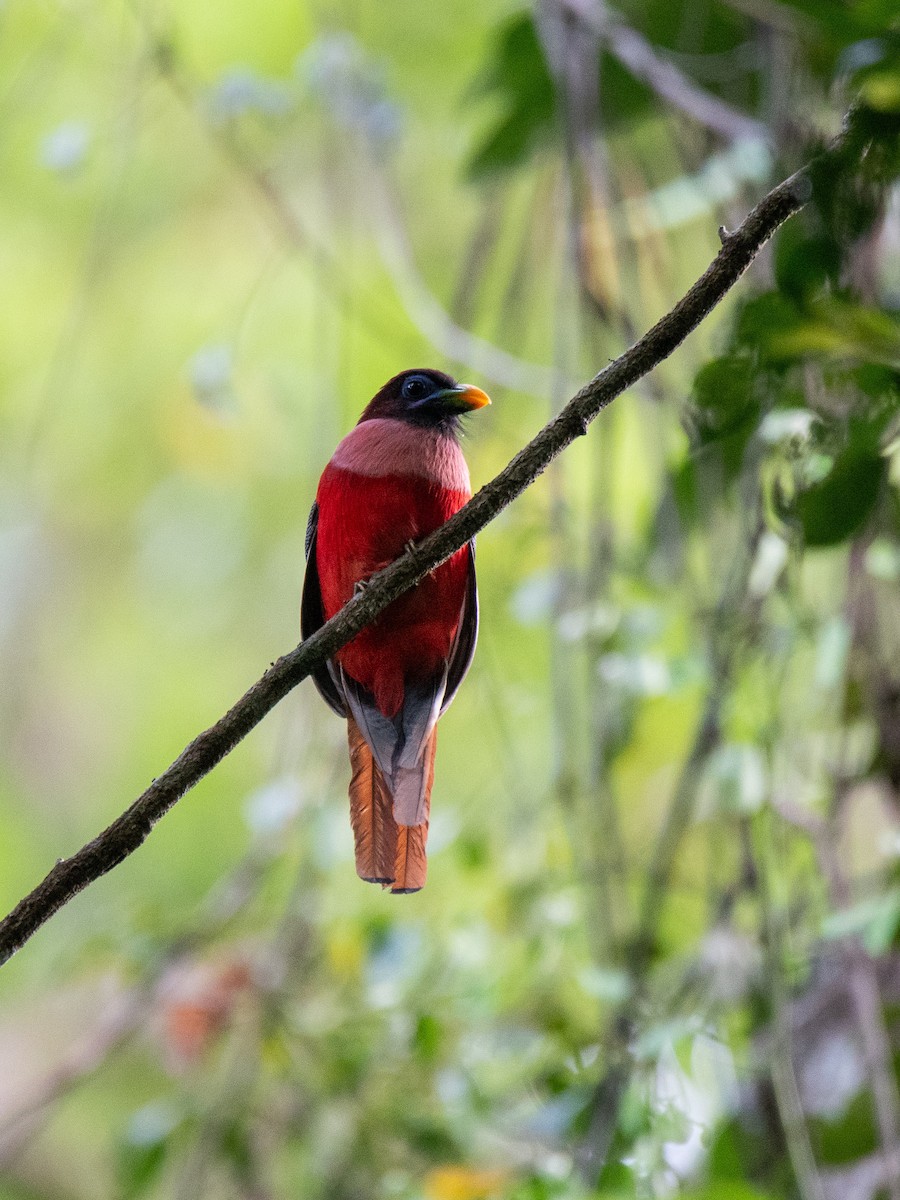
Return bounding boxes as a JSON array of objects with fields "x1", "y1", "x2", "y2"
[{"x1": 347, "y1": 717, "x2": 398, "y2": 884}]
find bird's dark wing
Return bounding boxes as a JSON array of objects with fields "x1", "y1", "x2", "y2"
[
  {"x1": 442, "y1": 540, "x2": 479, "y2": 714},
  {"x1": 304, "y1": 502, "x2": 318, "y2": 559},
  {"x1": 300, "y1": 502, "x2": 347, "y2": 717}
]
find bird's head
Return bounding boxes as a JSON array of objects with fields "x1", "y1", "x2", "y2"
[{"x1": 359, "y1": 369, "x2": 490, "y2": 432}]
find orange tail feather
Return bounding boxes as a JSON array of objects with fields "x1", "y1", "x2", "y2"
[
  {"x1": 390, "y1": 729, "x2": 436, "y2": 894},
  {"x1": 347, "y1": 717, "x2": 398, "y2": 884}
]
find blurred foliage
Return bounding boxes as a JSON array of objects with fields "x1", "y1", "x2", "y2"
[{"x1": 0, "y1": 1, "x2": 899, "y2": 1199}]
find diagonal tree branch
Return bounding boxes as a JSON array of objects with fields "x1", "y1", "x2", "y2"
[{"x1": 0, "y1": 129, "x2": 858, "y2": 968}]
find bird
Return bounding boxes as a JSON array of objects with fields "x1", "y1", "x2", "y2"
[{"x1": 301, "y1": 369, "x2": 490, "y2": 893}]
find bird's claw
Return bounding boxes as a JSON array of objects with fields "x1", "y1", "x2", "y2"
[
  {"x1": 403, "y1": 538, "x2": 439, "y2": 578},
  {"x1": 353, "y1": 579, "x2": 369, "y2": 597}
]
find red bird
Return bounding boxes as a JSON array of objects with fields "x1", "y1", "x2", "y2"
[{"x1": 302, "y1": 369, "x2": 490, "y2": 892}]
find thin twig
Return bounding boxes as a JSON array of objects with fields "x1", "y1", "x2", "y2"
[
  {"x1": 0, "y1": 126, "x2": 860, "y2": 967},
  {"x1": 755, "y1": 811, "x2": 828, "y2": 1200},
  {"x1": 367, "y1": 163, "x2": 566, "y2": 397},
  {"x1": 777, "y1": 544, "x2": 900, "y2": 1198}
]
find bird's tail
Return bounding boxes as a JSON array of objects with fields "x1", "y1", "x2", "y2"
[
  {"x1": 348, "y1": 716, "x2": 397, "y2": 885},
  {"x1": 346, "y1": 717, "x2": 434, "y2": 893},
  {"x1": 391, "y1": 729, "x2": 435, "y2": 894}
]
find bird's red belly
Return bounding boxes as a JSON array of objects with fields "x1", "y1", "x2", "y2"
[{"x1": 315, "y1": 466, "x2": 470, "y2": 717}]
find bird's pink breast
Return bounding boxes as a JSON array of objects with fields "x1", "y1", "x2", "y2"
[{"x1": 330, "y1": 418, "x2": 471, "y2": 492}]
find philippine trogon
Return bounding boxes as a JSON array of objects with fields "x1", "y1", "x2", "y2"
[{"x1": 301, "y1": 369, "x2": 490, "y2": 892}]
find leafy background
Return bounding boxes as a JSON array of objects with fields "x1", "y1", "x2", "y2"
[{"x1": 1, "y1": 1, "x2": 899, "y2": 1198}]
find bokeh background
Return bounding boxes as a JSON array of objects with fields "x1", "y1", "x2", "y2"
[{"x1": 1, "y1": 1, "x2": 900, "y2": 1198}]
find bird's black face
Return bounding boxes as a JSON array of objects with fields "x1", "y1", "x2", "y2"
[{"x1": 360, "y1": 369, "x2": 490, "y2": 430}]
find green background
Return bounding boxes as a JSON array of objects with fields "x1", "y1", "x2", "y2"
[{"x1": 1, "y1": 1, "x2": 899, "y2": 1197}]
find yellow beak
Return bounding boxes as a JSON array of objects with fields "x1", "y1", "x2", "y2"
[{"x1": 450, "y1": 384, "x2": 491, "y2": 411}]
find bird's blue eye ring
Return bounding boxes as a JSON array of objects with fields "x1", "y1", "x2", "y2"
[{"x1": 401, "y1": 375, "x2": 432, "y2": 402}]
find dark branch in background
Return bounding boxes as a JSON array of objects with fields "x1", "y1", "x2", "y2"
[
  {"x1": 0, "y1": 124, "x2": 863, "y2": 968},
  {"x1": 555, "y1": 0, "x2": 769, "y2": 145}
]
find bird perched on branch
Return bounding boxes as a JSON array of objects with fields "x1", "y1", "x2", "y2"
[{"x1": 301, "y1": 369, "x2": 490, "y2": 892}]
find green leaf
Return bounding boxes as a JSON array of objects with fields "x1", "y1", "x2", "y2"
[
  {"x1": 779, "y1": 0, "x2": 884, "y2": 44},
  {"x1": 774, "y1": 220, "x2": 841, "y2": 302},
  {"x1": 735, "y1": 293, "x2": 803, "y2": 361},
  {"x1": 118, "y1": 1103, "x2": 180, "y2": 1199},
  {"x1": 743, "y1": 295, "x2": 900, "y2": 368},
  {"x1": 598, "y1": 53, "x2": 655, "y2": 129},
  {"x1": 821, "y1": 887, "x2": 900, "y2": 954},
  {"x1": 674, "y1": 353, "x2": 765, "y2": 525},
  {"x1": 699, "y1": 743, "x2": 767, "y2": 815},
  {"x1": 794, "y1": 446, "x2": 886, "y2": 546},
  {"x1": 810, "y1": 1088, "x2": 879, "y2": 1165},
  {"x1": 220, "y1": 1120, "x2": 254, "y2": 1177},
  {"x1": 679, "y1": 1186, "x2": 776, "y2": 1200},
  {"x1": 414, "y1": 1012, "x2": 444, "y2": 1060},
  {"x1": 466, "y1": 14, "x2": 557, "y2": 179},
  {"x1": 849, "y1": 33, "x2": 900, "y2": 112},
  {"x1": 691, "y1": 356, "x2": 759, "y2": 441},
  {"x1": 865, "y1": 536, "x2": 900, "y2": 579},
  {"x1": 707, "y1": 1119, "x2": 745, "y2": 1182},
  {"x1": 808, "y1": 107, "x2": 900, "y2": 246},
  {"x1": 118, "y1": 1141, "x2": 168, "y2": 1199},
  {"x1": 852, "y1": 362, "x2": 900, "y2": 400}
]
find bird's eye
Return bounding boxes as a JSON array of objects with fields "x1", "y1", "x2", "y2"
[{"x1": 402, "y1": 376, "x2": 431, "y2": 402}]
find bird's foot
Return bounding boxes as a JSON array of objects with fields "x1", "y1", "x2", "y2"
[
  {"x1": 353, "y1": 579, "x2": 370, "y2": 597},
  {"x1": 403, "y1": 538, "x2": 438, "y2": 578}
]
